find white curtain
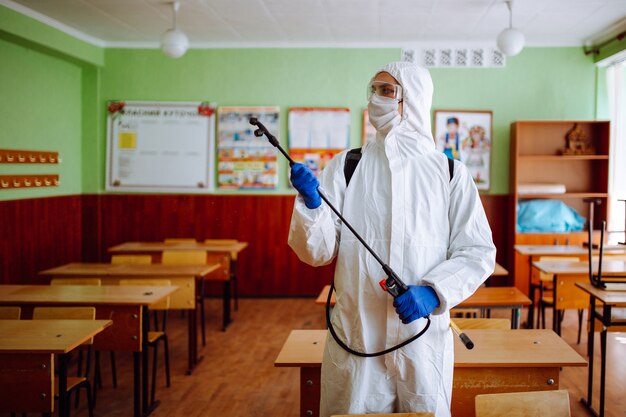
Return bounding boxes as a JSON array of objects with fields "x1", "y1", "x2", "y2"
[{"x1": 606, "y1": 61, "x2": 626, "y2": 239}]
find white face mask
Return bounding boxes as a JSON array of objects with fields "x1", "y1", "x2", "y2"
[{"x1": 367, "y1": 94, "x2": 401, "y2": 136}]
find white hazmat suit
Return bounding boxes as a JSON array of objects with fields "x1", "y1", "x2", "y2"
[{"x1": 288, "y1": 61, "x2": 496, "y2": 417}]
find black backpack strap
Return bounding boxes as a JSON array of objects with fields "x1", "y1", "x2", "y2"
[
  {"x1": 344, "y1": 148, "x2": 362, "y2": 187},
  {"x1": 447, "y1": 157, "x2": 454, "y2": 182}
]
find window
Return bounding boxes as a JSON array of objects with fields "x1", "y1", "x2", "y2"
[{"x1": 606, "y1": 61, "x2": 626, "y2": 239}]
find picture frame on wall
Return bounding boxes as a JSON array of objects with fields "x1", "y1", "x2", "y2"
[{"x1": 433, "y1": 109, "x2": 492, "y2": 190}]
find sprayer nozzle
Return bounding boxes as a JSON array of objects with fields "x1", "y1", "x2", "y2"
[{"x1": 249, "y1": 117, "x2": 258, "y2": 125}]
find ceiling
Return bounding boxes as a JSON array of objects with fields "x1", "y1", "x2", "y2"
[{"x1": 4, "y1": 0, "x2": 626, "y2": 47}]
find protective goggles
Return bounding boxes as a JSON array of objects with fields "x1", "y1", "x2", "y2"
[{"x1": 367, "y1": 81, "x2": 403, "y2": 101}]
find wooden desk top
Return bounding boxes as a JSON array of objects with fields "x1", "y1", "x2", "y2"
[
  {"x1": 533, "y1": 260, "x2": 626, "y2": 276},
  {"x1": 0, "y1": 285, "x2": 177, "y2": 306},
  {"x1": 108, "y1": 241, "x2": 249, "y2": 254},
  {"x1": 575, "y1": 283, "x2": 626, "y2": 306},
  {"x1": 39, "y1": 262, "x2": 220, "y2": 278},
  {"x1": 458, "y1": 287, "x2": 531, "y2": 307},
  {"x1": 0, "y1": 319, "x2": 112, "y2": 354},
  {"x1": 316, "y1": 282, "x2": 529, "y2": 308},
  {"x1": 274, "y1": 329, "x2": 586, "y2": 368},
  {"x1": 515, "y1": 245, "x2": 626, "y2": 256}
]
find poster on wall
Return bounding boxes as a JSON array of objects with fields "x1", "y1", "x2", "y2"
[
  {"x1": 288, "y1": 108, "x2": 350, "y2": 178},
  {"x1": 217, "y1": 106, "x2": 279, "y2": 189},
  {"x1": 106, "y1": 101, "x2": 215, "y2": 192},
  {"x1": 433, "y1": 110, "x2": 492, "y2": 190}
]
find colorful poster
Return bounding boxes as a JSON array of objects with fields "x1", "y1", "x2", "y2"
[
  {"x1": 288, "y1": 108, "x2": 350, "y2": 178},
  {"x1": 217, "y1": 106, "x2": 279, "y2": 189}
]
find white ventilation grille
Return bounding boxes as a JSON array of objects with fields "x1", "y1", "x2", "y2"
[{"x1": 402, "y1": 46, "x2": 506, "y2": 68}]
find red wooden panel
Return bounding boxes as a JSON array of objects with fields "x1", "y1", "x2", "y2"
[
  {"x1": 0, "y1": 194, "x2": 509, "y2": 295},
  {"x1": 0, "y1": 196, "x2": 83, "y2": 284}
]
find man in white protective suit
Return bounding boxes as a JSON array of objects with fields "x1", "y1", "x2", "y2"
[{"x1": 288, "y1": 61, "x2": 496, "y2": 417}]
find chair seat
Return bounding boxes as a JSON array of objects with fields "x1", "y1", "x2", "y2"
[
  {"x1": 148, "y1": 331, "x2": 166, "y2": 344},
  {"x1": 541, "y1": 296, "x2": 554, "y2": 304},
  {"x1": 55, "y1": 376, "x2": 88, "y2": 394}
]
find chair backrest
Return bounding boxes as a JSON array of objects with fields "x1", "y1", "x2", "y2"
[
  {"x1": 162, "y1": 250, "x2": 207, "y2": 265},
  {"x1": 204, "y1": 239, "x2": 237, "y2": 245},
  {"x1": 0, "y1": 306, "x2": 21, "y2": 319},
  {"x1": 452, "y1": 318, "x2": 511, "y2": 330},
  {"x1": 50, "y1": 278, "x2": 102, "y2": 286},
  {"x1": 475, "y1": 390, "x2": 571, "y2": 417},
  {"x1": 111, "y1": 255, "x2": 153, "y2": 265},
  {"x1": 32, "y1": 307, "x2": 96, "y2": 345},
  {"x1": 331, "y1": 413, "x2": 434, "y2": 417},
  {"x1": 538, "y1": 256, "x2": 580, "y2": 282},
  {"x1": 164, "y1": 238, "x2": 197, "y2": 244},
  {"x1": 118, "y1": 279, "x2": 171, "y2": 310}
]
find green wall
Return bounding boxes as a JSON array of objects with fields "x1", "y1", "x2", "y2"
[
  {"x1": 97, "y1": 47, "x2": 597, "y2": 195},
  {"x1": 0, "y1": 4, "x2": 608, "y2": 198},
  {"x1": 0, "y1": 36, "x2": 84, "y2": 200}
]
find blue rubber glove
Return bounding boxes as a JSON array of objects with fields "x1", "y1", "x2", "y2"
[
  {"x1": 290, "y1": 163, "x2": 321, "y2": 209},
  {"x1": 393, "y1": 285, "x2": 440, "y2": 324}
]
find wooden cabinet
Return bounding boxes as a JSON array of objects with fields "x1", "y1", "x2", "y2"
[{"x1": 509, "y1": 120, "x2": 610, "y2": 292}]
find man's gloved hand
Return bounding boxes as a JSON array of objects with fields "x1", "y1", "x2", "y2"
[
  {"x1": 290, "y1": 163, "x2": 321, "y2": 209},
  {"x1": 393, "y1": 285, "x2": 440, "y2": 324}
]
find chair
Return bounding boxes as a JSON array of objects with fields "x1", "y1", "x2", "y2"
[
  {"x1": 205, "y1": 239, "x2": 240, "y2": 312},
  {"x1": 452, "y1": 318, "x2": 511, "y2": 330},
  {"x1": 164, "y1": 238, "x2": 197, "y2": 244},
  {"x1": 0, "y1": 306, "x2": 21, "y2": 319},
  {"x1": 162, "y1": 250, "x2": 212, "y2": 343},
  {"x1": 32, "y1": 307, "x2": 97, "y2": 417},
  {"x1": 110, "y1": 255, "x2": 152, "y2": 264},
  {"x1": 536, "y1": 257, "x2": 584, "y2": 343},
  {"x1": 475, "y1": 390, "x2": 571, "y2": 417},
  {"x1": 49, "y1": 279, "x2": 102, "y2": 407},
  {"x1": 51, "y1": 278, "x2": 102, "y2": 286},
  {"x1": 119, "y1": 279, "x2": 172, "y2": 407}
]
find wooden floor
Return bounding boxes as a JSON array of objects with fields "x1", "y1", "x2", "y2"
[{"x1": 4, "y1": 298, "x2": 624, "y2": 417}]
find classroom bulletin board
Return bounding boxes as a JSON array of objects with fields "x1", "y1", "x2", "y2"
[
  {"x1": 288, "y1": 108, "x2": 350, "y2": 177},
  {"x1": 106, "y1": 101, "x2": 216, "y2": 192},
  {"x1": 216, "y1": 107, "x2": 279, "y2": 189}
]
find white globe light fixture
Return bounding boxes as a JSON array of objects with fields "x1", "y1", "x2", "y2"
[
  {"x1": 497, "y1": 0, "x2": 525, "y2": 56},
  {"x1": 161, "y1": 2, "x2": 188, "y2": 59}
]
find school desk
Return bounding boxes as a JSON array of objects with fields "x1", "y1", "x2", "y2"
[
  {"x1": 514, "y1": 245, "x2": 626, "y2": 327},
  {"x1": 531, "y1": 260, "x2": 626, "y2": 335},
  {"x1": 0, "y1": 319, "x2": 111, "y2": 417},
  {"x1": 0, "y1": 284, "x2": 176, "y2": 417},
  {"x1": 274, "y1": 329, "x2": 586, "y2": 417},
  {"x1": 316, "y1": 285, "x2": 530, "y2": 329},
  {"x1": 576, "y1": 282, "x2": 626, "y2": 417},
  {"x1": 108, "y1": 241, "x2": 249, "y2": 329},
  {"x1": 39, "y1": 262, "x2": 219, "y2": 374}
]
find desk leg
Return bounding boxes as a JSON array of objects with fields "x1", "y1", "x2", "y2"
[
  {"x1": 300, "y1": 368, "x2": 321, "y2": 417},
  {"x1": 142, "y1": 306, "x2": 159, "y2": 416},
  {"x1": 511, "y1": 307, "x2": 521, "y2": 329},
  {"x1": 222, "y1": 281, "x2": 231, "y2": 331},
  {"x1": 58, "y1": 353, "x2": 68, "y2": 417},
  {"x1": 186, "y1": 305, "x2": 202, "y2": 375},
  {"x1": 133, "y1": 351, "x2": 141, "y2": 417},
  {"x1": 599, "y1": 305, "x2": 610, "y2": 417},
  {"x1": 527, "y1": 256, "x2": 535, "y2": 329},
  {"x1": 231, "y1": 258, "x2": 239, "y2": 311},
  {"x1": 581, "y1": 296, "x2": 596, "y2": 415}
]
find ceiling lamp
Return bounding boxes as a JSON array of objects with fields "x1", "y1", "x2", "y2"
[
  {"x1": 161, "y1": 1, "x2": 188, "y2": 59},
  {"x1": 496, "y1": 0, "x2": 525, "y2": 56}
]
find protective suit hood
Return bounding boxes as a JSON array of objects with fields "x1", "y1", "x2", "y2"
[{"x1": 372, "y1": 61, "x2": 434, "y2": 147}]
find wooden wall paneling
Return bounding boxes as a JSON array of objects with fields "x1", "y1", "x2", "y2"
[{"x1": 0, "y1": 196, "x2": 83, "y2": 284}]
